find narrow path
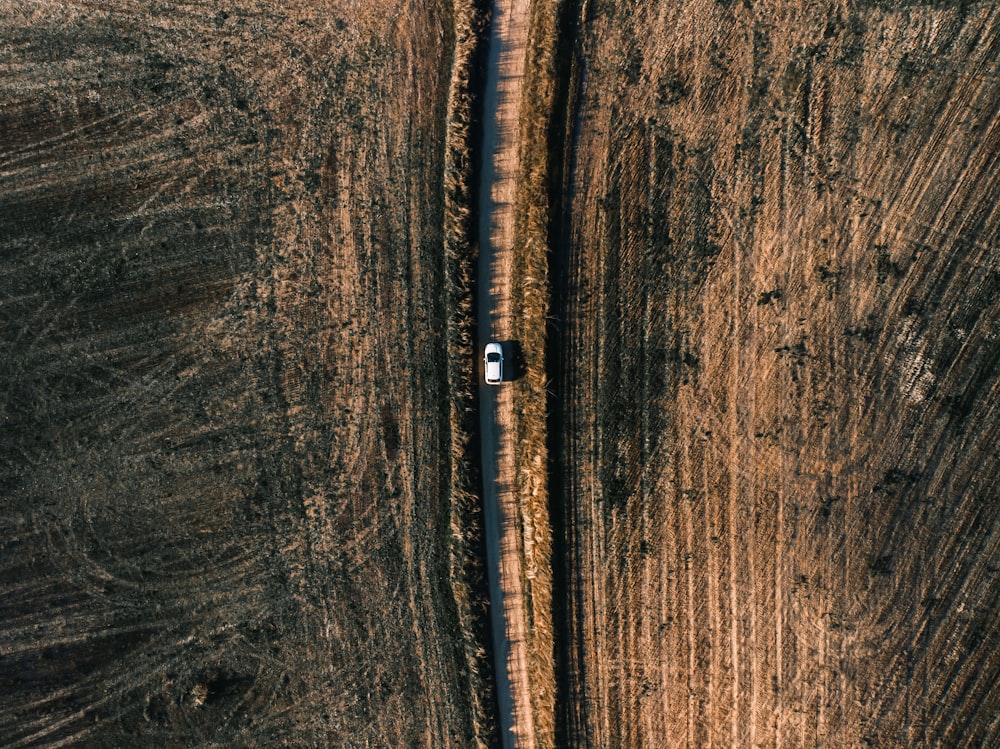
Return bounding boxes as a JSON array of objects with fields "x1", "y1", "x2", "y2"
[{"x1": 476, "y1": 0, "x2": 534, "y2": 746}]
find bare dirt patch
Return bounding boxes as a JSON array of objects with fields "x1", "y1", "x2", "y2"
[
  {"x1": 0, "y1": 1, "x2": 490, "y2": 745},
  {"x1": 549, "y1": 0, "x2": 1000, "y2": 745}
]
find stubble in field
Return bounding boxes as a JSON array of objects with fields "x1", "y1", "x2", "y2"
[
  {"x1": 0, "y1": 1, "x2": 489, "y2": 746},
  {"x1": 551, "y1": 0, "x2": 999, "y2": 745}
]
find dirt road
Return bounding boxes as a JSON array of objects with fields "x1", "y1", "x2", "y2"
[{"x1": 477, "y1": 0, "x2": 534, "y2": 746}]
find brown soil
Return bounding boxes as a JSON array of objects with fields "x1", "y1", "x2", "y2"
[
  {"x1": 550, "y1": 0, "x2": 1000, "y2": 746},
  {"x1": 0, "y1": 1, "x2": 491, "y2": 746}
]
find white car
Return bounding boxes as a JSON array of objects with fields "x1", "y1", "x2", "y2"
[{"x1": 484, "y1": 342, "x2": 503, "y2": 385}]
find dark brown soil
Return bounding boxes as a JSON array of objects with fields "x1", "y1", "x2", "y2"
[{"x1": 0, "y1": 2, "x2": 489, "y2": 746}]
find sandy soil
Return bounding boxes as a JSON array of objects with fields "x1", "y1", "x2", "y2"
[
  {"x1": 477, "y1": 0, "x2": 536, "y2": 745},
  {"x1": 550, "y1": 0, "x2": 1000, "y2": 745}
]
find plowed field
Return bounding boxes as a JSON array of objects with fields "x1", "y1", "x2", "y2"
[
  {"x1": 0, "y1": 2, "x2": 489, "y2": 746},
  {"x1": 551, "y1": 0, "x2": 1000, "y2": 745}
]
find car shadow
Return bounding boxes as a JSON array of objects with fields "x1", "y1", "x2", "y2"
[{"x1": 499, "y1": 339, "x2": 525, "y2": 382}]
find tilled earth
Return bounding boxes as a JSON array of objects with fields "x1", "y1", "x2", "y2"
[
  {"x1": 551, "y1": 0, "x2": 999, "y2": 746},
  {"x1": 0, "y1": 1, "x2": 487, "y2": 746}
]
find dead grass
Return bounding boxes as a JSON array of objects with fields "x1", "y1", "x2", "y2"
[
  {"x1": 502, "y1": 0, "x2": 568, "y2": 745},
  {"x1": 443, "y1": 0, "x2": 496, "y2": 745}
]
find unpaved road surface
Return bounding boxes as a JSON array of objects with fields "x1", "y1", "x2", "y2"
[{"x1": 477, "y1": 0, "x2": 534, "y2": 746}]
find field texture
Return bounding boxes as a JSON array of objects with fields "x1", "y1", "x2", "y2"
[
  {"x1": 0, "y1": 1, "x2": 490, "y2": 746},
  {"x1": 551, "y1": 0, "x2": 1000, "y2": 745}
]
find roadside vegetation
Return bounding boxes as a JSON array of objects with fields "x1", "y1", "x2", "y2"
[
  {"x1": 443, "y1": 0, "x2": 496, "y2": 744},
  {"x1": 504, "y1": 0, "x2": 570, "y2": 745}
]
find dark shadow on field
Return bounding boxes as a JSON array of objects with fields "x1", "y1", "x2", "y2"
[
  {"x1": 498, "y1": 339, "x2": 525, "y2": 381},
  {"x1": 543, "y1": 0, "x2": 587, "y2": 742}
]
